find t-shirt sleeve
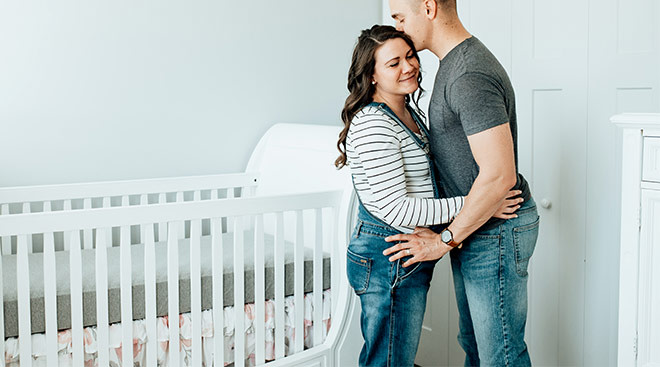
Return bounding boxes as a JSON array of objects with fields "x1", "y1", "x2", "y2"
[{"x1": 447, "y1": 72, "x2": 509, "y2": 136}]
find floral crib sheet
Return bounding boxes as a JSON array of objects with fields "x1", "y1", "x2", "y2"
[{"x1": 5, "y1": 290, "x2": 331, "y2": 367}]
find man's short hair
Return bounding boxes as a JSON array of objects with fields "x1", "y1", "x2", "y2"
[
  {"x1": 410, "y1": 0, "x2": 456, "y2": 11},
  {"x1": 436, "y1": 0, "x2": 456, "y2": 10}
]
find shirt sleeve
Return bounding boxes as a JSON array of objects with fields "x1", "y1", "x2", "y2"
[
  {"x1": 351, "y1": 113, "x2": 465, "y2": 227},
  {"x1": 447, "y1": 72, "x2": 510, "y2": 136}
]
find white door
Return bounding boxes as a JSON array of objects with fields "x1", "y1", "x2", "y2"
[
  {"x1": 382, "y1": 0, "x2": 660, "y2": 366},
  {"x1": 511, "y1": 1, "x2": 590, "y2": 365}
]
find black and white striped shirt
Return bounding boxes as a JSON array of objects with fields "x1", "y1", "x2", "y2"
[{"x1": 347, "y1": 105, "x2": 464, "y2": 233}]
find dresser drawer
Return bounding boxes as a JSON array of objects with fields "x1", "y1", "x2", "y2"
[{"x1": 643, "y1": 137, "x2": 660, "y2": 182}]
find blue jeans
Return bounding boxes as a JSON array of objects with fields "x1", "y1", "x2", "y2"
[
  {"x1": 346, "y1": 206, "x2": 436, "y2": 367},
  {"x1": 450, "y1": 197, "x2": 540, "y2": 367}
]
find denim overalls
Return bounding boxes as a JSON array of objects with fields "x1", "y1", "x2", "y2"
[{"x1": 346, "y1": 102, "x2": 441, "y2": 367}]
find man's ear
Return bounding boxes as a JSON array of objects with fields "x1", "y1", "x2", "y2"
[{"x1": 423, "y1": 0, "x2": 437, "y2": 19}]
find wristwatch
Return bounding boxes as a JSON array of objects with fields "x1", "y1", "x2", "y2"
[{"x1": 440, "y1": 228, "x2": 462, "y2": 248}]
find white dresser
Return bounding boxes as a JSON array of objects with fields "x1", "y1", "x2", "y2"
[{"x1": 612, "y1": 113, "x2": 660, "y2": 367}]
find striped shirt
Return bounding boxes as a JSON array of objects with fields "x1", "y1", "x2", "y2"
[{"x1": 346, "y1": 104, "x2": 464, "y2": 233}]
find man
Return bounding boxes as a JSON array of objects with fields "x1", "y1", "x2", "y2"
[{"x1": 382, "y1": 0, "x2": 540, "y2": 366}]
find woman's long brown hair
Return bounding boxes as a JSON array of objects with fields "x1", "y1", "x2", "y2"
[{"x1": 335, "y1": 25, "x2": 424, "y2": 169}]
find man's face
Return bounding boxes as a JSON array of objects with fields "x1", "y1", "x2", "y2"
[{"x1": 389, "y1": 0, "x2": 429, "y2": 51}]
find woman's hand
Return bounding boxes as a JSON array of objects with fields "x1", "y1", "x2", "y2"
[
  {"x1": 493, "y1": 189, "x2": 524, "y2": 219},
  {"x1": 383, "y1": 227, "x2": 452, "y2": 267}
]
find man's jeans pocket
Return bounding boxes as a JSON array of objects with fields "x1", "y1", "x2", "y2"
[
  {"x1": 346, "y1": 248, "x2": 372, "y2": 295},
  {"x1": 513, "y1": 216, "x2": 540, "y2": 277}
]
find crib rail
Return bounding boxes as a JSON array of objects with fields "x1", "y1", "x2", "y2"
[
  {"x1": 0, "y1": 172, "x2": 259, "y2": 206},
  {"x1": 0, "y1": 192, "x2": 340, "y2": 236},
  {"x1": 0, "y1": 173, "x2": 260, "y2": 255},
  {"x1": 0, "y1": 190, "x2": 345, "y2": 367}
]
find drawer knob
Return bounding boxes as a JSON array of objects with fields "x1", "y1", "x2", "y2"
[{"x1": 540, "y1": 199, "x2": 552, "y2": 209}]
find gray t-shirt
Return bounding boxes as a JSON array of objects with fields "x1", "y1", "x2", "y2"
[{"x1": 429, "y1": 36, "x2": 530, "y2": 230}]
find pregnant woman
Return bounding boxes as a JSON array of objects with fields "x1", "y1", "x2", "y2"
[{"x1": 335, "y1": 25, "x2": 522, "y2": 367}]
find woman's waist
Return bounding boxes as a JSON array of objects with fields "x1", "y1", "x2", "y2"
[{"x1": 354, "y1": 216, "x2": 402, "y2": 237}]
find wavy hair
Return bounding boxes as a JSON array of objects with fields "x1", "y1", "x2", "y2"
[{"x1": 335, "y1": 25, "x2": 424, "y2": 168}]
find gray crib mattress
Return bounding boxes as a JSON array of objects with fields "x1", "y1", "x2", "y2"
[{"x1": 2, "y1": 231, "x2": 331, "y2": 338}]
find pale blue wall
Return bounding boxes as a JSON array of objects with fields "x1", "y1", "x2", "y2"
[{"x1": 0, "y1": 1, "x2": 381, "y2": 186}]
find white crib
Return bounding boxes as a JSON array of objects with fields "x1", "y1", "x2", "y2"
[{"x1": 0, "y1": 123, "x2": 362, "y2": 367}]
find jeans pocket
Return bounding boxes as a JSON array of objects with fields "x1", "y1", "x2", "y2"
[
  {"x1": 397, "y1": 260, "x2": 422, "y2": 282},
  {"x1": 513, "y1": 216, "x2": 540, "y2": 277},
  {"x1": 346, "y1": 248, "x2": 372, "y2": 295}
]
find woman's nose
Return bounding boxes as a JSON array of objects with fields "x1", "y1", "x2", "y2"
[{"x1": 402, "y1": 60, "x2": 415, "y2": 73}]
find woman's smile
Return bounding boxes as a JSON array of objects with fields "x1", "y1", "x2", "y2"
[{"x1": 399, "y1": 73, "x2": 417, "y2": 83}]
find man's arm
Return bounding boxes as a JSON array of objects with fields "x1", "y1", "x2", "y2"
[
  {"x1": 446, "y1": 122, "x2": 517, "y2": 243},
  {"x1": 383, "y1": 123, "x2": 517, "y2": 266}
]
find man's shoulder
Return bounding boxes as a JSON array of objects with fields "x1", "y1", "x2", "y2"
[{"x1": 441, "y1": 38, "x2": 502, "y2": 78}]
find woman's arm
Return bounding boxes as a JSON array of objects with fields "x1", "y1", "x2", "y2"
[{"x1": 351, "y1": 113, "x2": 463, "y2": 227}]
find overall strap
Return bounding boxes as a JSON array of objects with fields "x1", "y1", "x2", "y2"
[{"x1": 366, "y1": 102, "x2": 441, "y2": 199}]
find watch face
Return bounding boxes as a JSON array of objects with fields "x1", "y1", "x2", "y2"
[{"x1": 441, "y1": 229, "x2": 452, "y2": 243}]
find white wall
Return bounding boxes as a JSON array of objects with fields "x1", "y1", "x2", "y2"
[
  {"x1": 384, "y1": 1, "x2": 660, "y2": 366},
  {"x1": 0, "y1": 0, "x2": 381, "y2": 187}
]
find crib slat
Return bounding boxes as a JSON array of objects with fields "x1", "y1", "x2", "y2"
[
  {"x1": 22, "y1": 202, "x2": 33, "y2": 253},
  {"x1": 274, "y1": 212, "x2": 285, "y2": 359},
  {"x1": 139, "y1": 194, "x2": 148, "y2": 241},
  {"x1": 17, "y1": 235, "x2": 31, "y2": 367},
  {"x1": 313, "y1": 208, "x2": 323, "y2": 346},
  {"x1": 331, "y1": 207, "x2": 339, "y2": 315},
  {"x1": 83, "y1": 198, "x2": 93, "y2": 249},
  {"x1": 95, "y1": 228, "x2": 110, "y2": 367},
  {"x1": 158, "y1": 193, "x2": 167, "y2": 242},
  {"x1": 167, "y1": 222, "x2": 180, "y2": 365},
  {"x1": 120, "y1": 225, "x2": 133, "y2": 367},
  {"x1": 1, "y1": 203, "x2": 10, "y2": 255},
  {"x1": 211, "y1": 217, "x2": 224, "y2": 367},
  {"x1": 234, "y1": 216, "x2": 246, "y2": 367},
  {"x1": 254, "y1": 215, "x2": 266, "y2": 365},
  {"x1": 63, "y1": 200, "x2": 72, "y2": 250},
  {"x1": 70, "y1": 231, "x2": 84, "y2": 366},
  {"x1": 176, "y1": 192, "x2": 185, "y2": 239},
  {"x1": 44, "y1": 232, "x2": 58, "y2": 364},
  {"x1": 143, "y1": 223, "x2": 158, "y2": 367},
  {"x1": 190, "y1": 218, "x2": 203, "y2": 367},
  {"x1": 226, "y1": 188, "x2": 235, "y2": 231},
  {"x1": 102, "y1": 197, "x2": 112, "y2": 247},
  {"x1": 294, "y1": 210, "x2": 304, "y2": 353}
]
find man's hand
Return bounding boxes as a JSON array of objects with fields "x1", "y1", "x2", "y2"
[{"x1": 383, "y1": 227, "x2": 453, "y2": 267}]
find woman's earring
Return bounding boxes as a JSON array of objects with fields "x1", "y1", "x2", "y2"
[{"x1": 372, "y1": 80, "x2": 376, "y2": 85}]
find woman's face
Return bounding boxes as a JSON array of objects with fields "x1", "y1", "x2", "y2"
[{"x1": 372, "y1": 38, "x2": 419, "y2": 99}]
